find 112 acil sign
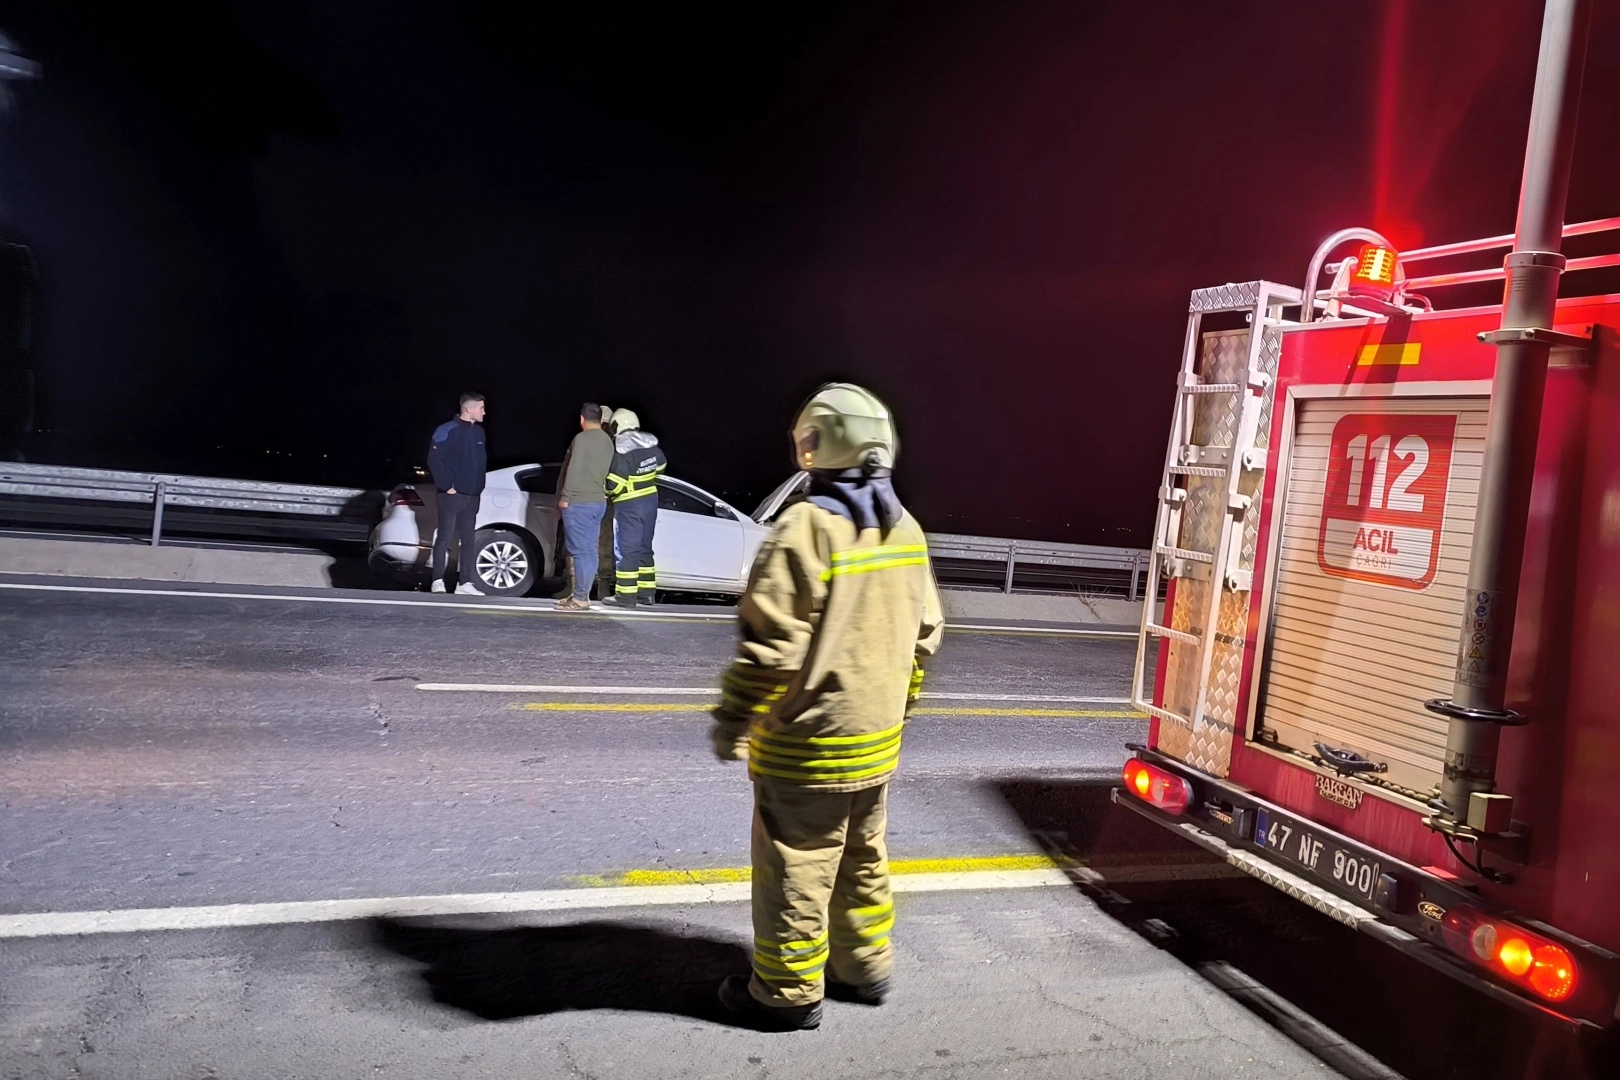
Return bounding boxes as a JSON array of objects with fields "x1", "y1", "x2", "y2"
[{"x1": 1317, "y1": 413, "x2": 1458, "y2": 590}]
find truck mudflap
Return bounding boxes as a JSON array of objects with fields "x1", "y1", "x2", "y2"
[{"x1": 1114, "y1": 745, "x2": 1620, "y2": 1030}]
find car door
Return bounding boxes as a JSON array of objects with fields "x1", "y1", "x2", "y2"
[
  {"x1": 516, "y1": 464, "x2": 563, "y2": 574},
  {"x1": 654, "y1": 478, "x2": 746, "y2": 590}
]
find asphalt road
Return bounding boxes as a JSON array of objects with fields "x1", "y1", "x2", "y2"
[{"x1": 0, "y1": 578, "x2": 1605, "y2": 1079}]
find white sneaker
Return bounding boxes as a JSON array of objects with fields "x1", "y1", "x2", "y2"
[
  {"x1": 456, "y1": 582, "x2": 486, "y2": 596},
  {"x1": 430, "y1": 580, "x2": 446, "y2": 593}
]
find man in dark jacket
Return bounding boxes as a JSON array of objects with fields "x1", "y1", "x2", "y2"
[
  {"x1": 604, "y1": 409, "x2": 667, "y2": 607},
  {"x1": 426, "y1": 392, "x2": 488, "y2": 595}
]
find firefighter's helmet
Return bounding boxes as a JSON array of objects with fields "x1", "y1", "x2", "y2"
[
  {"x1": 791, "y1": 383, "x2": 896, "y2": 472},
  {"x1": 610, "y1": 408, "x2": 640, "y2": 435}
]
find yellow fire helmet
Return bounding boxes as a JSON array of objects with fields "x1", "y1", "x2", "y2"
[
  {"x1": 609, "y1": 408, "x2": 640, "y2": 434},
  {"x1": 791, "y1": 382, "x2": 897, "y2": 472}
]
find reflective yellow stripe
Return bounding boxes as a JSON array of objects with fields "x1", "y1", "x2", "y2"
[
  {"x1": 829, "y1": 544, "x2": 928, "y2": 564},
  {"x1": 748, "y1": 733, "x2": 901, "y2": 762},
  {"x1": 749, "y1": 720, "x2": 904, "y2": 748},
  {"x1": 850, "y1": 914, "x2": 894, "y2": 939},
  {"x1": 747, "y1": 757, "x2": 900, "y2": 783},
  {"x1": 755, "y1": 932, "x2": 827, "y2": 953},
  {"x1": 614, "y1": 486, "x2": 657, "y2": 501},
  {"x1": 821, "y1": 556, "x2": 929, "y2": 582},
  {"x1": 747, "y1": 743, "x2": 900, "y2": 771}
]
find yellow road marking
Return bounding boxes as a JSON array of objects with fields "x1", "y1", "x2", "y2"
[
  {"x1": 571, "y1": 853, "x2": 1078, "y2": 888},
  {"x1": 514, "y1": 702, "x2": 1145, "y2": 718}
]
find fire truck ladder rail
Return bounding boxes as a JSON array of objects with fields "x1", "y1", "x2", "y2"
[
  {"x1": 1139, "y1": 702, "x2": 1195, "y2": 728},
  {"x1": 1145, "y1": 622, "x2": 1201, "y2": 646},
  {"x1": 1133, "y1": 280, "x2": 1300, "y2": 738},
  {"x1": 1155, "y1": 545, "x2": 1213, "y2": 564}
]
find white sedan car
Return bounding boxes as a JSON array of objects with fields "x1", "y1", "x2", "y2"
[{"x1": 369, "y1": 465, "x2": 809, "y2": 598}]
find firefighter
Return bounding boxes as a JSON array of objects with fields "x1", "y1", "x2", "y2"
[
  {"x1": 711, "y1": 382, "x2": 944, "y2": 1031},
  {"x1": 604, "y1": 408, "x2": 667, "y2": 607}
]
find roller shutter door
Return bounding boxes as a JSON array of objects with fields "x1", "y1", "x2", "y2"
[{"x1": 1258, "y1": 396, "x2": 1487, "y2": 796}]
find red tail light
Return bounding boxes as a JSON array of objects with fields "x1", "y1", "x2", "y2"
[
  {"x1": 388, "y1": 488, "x2": 425, "y2": 508},
  {"x1": 1122, "y1": 758, "x2": 1192, "y2": 815},
  {"x1": 1440, "y1": 905, "x2": 1578, "y2": 1003}
]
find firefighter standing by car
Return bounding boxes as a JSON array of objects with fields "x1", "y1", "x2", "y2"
[
  {"x1": 604, "y1": 409, "x2": 667, "y2": 607},
  {"x1": 710, "y1": 383, "x2": 944, "y2": 1031}
]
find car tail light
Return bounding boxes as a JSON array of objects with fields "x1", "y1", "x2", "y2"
[
  {"x1": 1440, "y1": 905, "x2": 1578, "y2": 1003},
  {"x1": 1122, "y1": 758, "x2": 1192, "y2": 815},
  {"x1": 388, "y1": 488, "x2": 425, "y2": 508},
  {"x1": 1349, "y1": 243, "x2": 1400, "y2": 299}
]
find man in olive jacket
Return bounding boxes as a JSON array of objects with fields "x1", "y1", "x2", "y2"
[{"x1": 711, "y1": 383, "x2": 944, "y2": 1032}]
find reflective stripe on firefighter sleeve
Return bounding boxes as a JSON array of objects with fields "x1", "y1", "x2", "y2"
[{"x1": 819, "y1": 544, "x2": 930, "y2": 582}]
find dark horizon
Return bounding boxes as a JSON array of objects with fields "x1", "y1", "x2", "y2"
[{"x1": 2, "y1": 0, "x2": 1619, "y2": 544}]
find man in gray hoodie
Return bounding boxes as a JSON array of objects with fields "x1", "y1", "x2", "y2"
[{"x1": 604, "y1": 408, "x2": 667, "y2": 607}]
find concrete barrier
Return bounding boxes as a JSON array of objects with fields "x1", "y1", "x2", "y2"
[
  {"x1": 0, "y1": 535, "x2": 341, "y2": 589},
  {"x1": 939, "y1": 588, "x2": 1151, "y2": 628},
  {"x1": 0, "y1": 533, "x2": 1156, "y2": 630}
]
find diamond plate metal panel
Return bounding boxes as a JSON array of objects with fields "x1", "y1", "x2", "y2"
[{"x1": 1188, "y1": 282, "x2": 1264, "y2": 313}]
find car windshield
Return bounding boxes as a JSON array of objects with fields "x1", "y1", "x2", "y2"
[{"x1": 751, "y1": 472, "x2": 810, "y2": 523}]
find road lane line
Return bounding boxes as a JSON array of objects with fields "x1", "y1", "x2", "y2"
[
  {"x1": 948, "y1": 624, "x2": 1136, "y2": 639},
  {"x1": 0, "y1": 582, "x2": 730, "y2": 621},
  {"x1": 0, "y1": 868, "x2": 1073, "y2": 939},
  {"x1": 0, "y1": 582, "x2": 1141, "y2": 637},
  {"x1": 415, "y1": 682, "x2": 1132, "y2": 704},
  {"x1": 583, "y1": 854, "x2": 1075, "y2": 887},
  {"x1": 511, "y1": 702, "x2": 1146, "y2": 718}
]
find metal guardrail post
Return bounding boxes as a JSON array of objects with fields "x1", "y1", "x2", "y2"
[
  {"x1": 1002, "y1": 541, "x2": 1017, "y2": 594},
  {"x1": 150, "y1": 481, "x2": 166, "y2": 547},
  {"x1": 1130, "y1": 553, "x2": 1142, "y2": 602}
]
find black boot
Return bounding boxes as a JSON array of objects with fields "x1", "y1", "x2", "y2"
[
  {"x1": 826, "y1": 975, "x2": 891, "y2": 1006},
  {"x1": 637, "y1": 590, "x2": 656, "y2": 606},
  {"x1": 612, "y1": 592, "x2": 639, "y2": 609},
  {"x1": 717, "y1": 975, "x2": 822, "y2": 1031}
]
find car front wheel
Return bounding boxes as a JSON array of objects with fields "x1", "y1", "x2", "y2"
[{"x1": 470, "y1": 529, "x2": 538, "y2": 597}]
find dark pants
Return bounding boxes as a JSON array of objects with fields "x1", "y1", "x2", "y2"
[
  {"x1": 561, "y1": 502, "x2": 607, "y2": 601},
  {"x1": 432, "y1": 491, "x2": 480, "y2": 583},
  {"x1": 613, "y1": 495, "x2": 658, "y2": 599}
]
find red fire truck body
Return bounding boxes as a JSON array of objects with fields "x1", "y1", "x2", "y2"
[{"x1": 1119, "y1": 238, "x2": 1620, "y2": 1028}]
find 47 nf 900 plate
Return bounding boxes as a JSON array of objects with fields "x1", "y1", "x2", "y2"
[{"x1": 1253, "y1": 807, "x2": 1384, "y2": 904}]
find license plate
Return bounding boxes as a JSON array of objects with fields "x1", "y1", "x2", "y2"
[{"x1": 1252, "y1": 808, "x2": 1383, "y2": 904}]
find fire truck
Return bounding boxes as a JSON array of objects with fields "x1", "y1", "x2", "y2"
[{"x1": 1114, "y1": 0, "x2": 1620, "y2": 1034}]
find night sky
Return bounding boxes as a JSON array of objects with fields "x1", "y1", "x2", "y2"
[{"x1": 2, "y1": 1, "x2": 1619, "y2": 544}]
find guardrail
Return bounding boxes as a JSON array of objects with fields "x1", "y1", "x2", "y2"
[
  {"x1": 0, "y1": 463, "x2": 376, "y2": 546},
  {"x1": 0, "y1": 464, "x2": 1150, "y2": 596},
  {"x1": 926, "y1": 532, "x2": 1151, "y2": 600}
]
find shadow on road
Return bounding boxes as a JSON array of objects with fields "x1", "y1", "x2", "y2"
[
  {"x1": 372, "y1": 917, "x2": 750, "y2": 1026},
  {"x1": 993, "y1": 777, "x2": 1613, "y2": 1080}
]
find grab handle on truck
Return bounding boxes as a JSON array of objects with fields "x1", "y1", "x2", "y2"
[{"x1": 1313, "y1": 742, "x2": 1389, "y2": 778}]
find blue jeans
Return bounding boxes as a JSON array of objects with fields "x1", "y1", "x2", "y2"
[{"x1": 560, "y1": 502, "x2": 607, "y2": 600}]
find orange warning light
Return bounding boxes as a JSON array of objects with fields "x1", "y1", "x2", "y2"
[{"x1": 1349, "y1": 244, "x2": 1400, "y2": 299}]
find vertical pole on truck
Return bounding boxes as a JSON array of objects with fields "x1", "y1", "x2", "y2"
[{"x1": 1427, "y1": 0, "x2": 1592, "y2": 823}]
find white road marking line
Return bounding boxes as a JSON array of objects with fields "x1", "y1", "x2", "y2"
[
  {"x1": 413, "y1": 682, "x2": 1131, "y2": 704},
  {"x1": 0, "y1": 581, "x2": 1137, "y2": 636},
  {"x1": 0, "y1": 582, "x2": 727, "y2": 620},
  {"x1": 0, "y1": 870, "x2": 1070, "y2": 939},
  {"x1": 953, "y1": 623, "x2": 1136, "y2": 638}
]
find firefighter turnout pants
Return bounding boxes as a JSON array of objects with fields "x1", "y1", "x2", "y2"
[
  {"x1": 613, "y1": 495, "x2": 658, "y2": 600},
  {"x1": 748, "y1": 779, "x2": 895, "y2": 1007}
]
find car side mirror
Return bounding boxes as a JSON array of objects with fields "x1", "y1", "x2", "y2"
[{"x1": 714, "y1": 504, "x2": 736, "y2": 520}]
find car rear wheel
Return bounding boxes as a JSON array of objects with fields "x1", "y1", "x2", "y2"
[{"x1": 470, "y1": 529, "x2": 538, "y2": 596}]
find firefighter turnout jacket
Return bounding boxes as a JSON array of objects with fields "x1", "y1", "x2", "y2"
[
  {"x1": 713, "y1": 500, "x2": 944, "y2": 790},
  {"x1": 606, "y1": 431, "x2": 667, "y2": 503}
]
